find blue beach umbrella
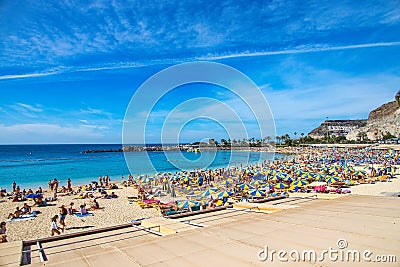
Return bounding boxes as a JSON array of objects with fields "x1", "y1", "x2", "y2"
[
  {"x1": 274, "y1": 183, "x2": 287, "y2": 189},
  {"x1": 238, "y1": 184, "x2": 255, "y2": 190},
  {"x1": 177, "y1": 200, "x2": 199, "y2": 209},
  {"x1": 217, "y1": 190, "x2": 232, "y2": 198},
  {"x1": 201, "y1": 188, "x2": 217, "y2": 197},
  {"x1": 249, "y1": 189, "x2": 266, "y2": 197},
  {"x1": 325, "y1": 176, "x2": 339, "y2": 184},
  {"x1": 291, "y1": 180, "x2": 307, "y2": 187},
  {"x1": 220, "y1": 180, "x2": 231, "y2": 186}
]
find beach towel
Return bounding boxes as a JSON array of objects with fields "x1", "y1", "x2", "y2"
[
  {"x1": 75, "y1": 213, "x2": 94, "y2": 217},
  {"x1": 6, "y1": 214, "x2": 36, "y2": 222}
]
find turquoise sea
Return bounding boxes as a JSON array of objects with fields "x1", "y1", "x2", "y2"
[{"x1": 0, "y1": 144, "x2": 281, "y2": 191}]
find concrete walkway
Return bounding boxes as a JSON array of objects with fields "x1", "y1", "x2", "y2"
[{"x1": 2, "y1": 195, "x2": 399, "y2": 266}]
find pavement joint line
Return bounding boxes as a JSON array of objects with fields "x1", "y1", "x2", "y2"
[
  {"x1": 254, "y1": 216, "x2": 400, "y2": 242},
  {"x1": 112, "y1": 245, "x2": 142, "y2": 266},
  {"x1": 42, "y1": 232, "x2": 152, "y2": 259}
]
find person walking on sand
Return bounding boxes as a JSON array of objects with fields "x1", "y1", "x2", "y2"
[
  {"x1": 48, "y1": 180, "x2": 53, "y2": 191},
  {"x1": 59, "y1": 205, "x2": 67, "y2": 231},
  {"x1": 12, "y1": 181, "x2": 16, "y2": 192},
  {"x1": 0, "y1": 222, "x2": 7, "y2": 243},
  {"x1": 67, "y1": 178, "x2": 72, "y2": 192},
  {"x1": 50, "y1": 215, "x2": 61, "y2": 236},
  {"x1": 53, "y1": 178, "x2": 59, "y2": 192}
]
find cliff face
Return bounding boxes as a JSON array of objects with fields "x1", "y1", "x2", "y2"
[
  {"x1": 368, "y1": 101, "x2": 398, "y2": 120},
  {"x1": 347, "y1": 99, "x2": 400, "y2": 141}
]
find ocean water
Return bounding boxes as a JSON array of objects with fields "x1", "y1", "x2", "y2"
[{"x1": 0, "y1": 144, "x2": 280, "y2": 191}]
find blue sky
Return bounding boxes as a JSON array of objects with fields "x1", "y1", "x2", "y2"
[{"x1": 0, "y1": 0, "x2": 399, "y2": 144}]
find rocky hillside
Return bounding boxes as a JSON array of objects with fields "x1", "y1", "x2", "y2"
[
  {"x1": 368, "y1": 101, "x2": 398, "y2": 120},
  {"x1": 347, "y1": 96, "x2": 400, "y2": 141}
]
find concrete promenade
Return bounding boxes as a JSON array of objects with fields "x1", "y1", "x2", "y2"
[{"x1": 1, "y1": 195, "x2": 399, "y2": 266}]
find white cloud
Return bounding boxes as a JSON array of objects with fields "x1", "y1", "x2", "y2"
[
  {"x1": 200, "y1": 42, "x2": 400, "y2": 60},
  {"x1": 15, "y1": 103, "x2": 43, "y2": 113},
  {"x1": 79, "y1": 107, "x2": 114, "y2": 119}
]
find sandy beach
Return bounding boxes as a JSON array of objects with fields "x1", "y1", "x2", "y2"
[
  {"x1": 1, "y1": 145, "x2": 399, "y2": 242},
  {"x1": 1, "y1": 173, "x2": 399, "y2": 242},
  {"x1": 0, "y1": 186, "x2": 160, "y2": 242}
]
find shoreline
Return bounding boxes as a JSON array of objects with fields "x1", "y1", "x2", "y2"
[
  {"x1": 1, "y1": 174, "x2": 399, "y2": 242},
  {"x1": 1, "y1": 145, "x2": 399, "y2": 242}
]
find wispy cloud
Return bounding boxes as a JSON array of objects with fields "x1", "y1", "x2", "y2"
[
  {"x1": 200, "y1": 42, "x2": 400, "y2": 60},
  {"x1": 1, "y1": 0, "x2": 399, "y2": 79},
  {"x1": 1, "y1": 41, "x2": 400, "y2": 81},
  {"x1": 15, "y1": 103, "x2": 43, "y2": 113},
  {"x1": 79, "y1": 107, "x2": 114, "y2": 119}
]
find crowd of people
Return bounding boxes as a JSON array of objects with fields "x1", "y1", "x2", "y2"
[{"x1": 0, "y1": 147, "x2": 398, "y2": 239}]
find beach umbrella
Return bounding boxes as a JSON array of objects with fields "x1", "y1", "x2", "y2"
[
  {"x1": 354, "y1": 170, "x2": 366, "y2": 177},
  {"x1": 181, "y1": 176, "x2": 192, "y2": 182},
  {"x1": 238, "y1": 184, "x2": 255, "y2": 190},
  {"x1": 301, "y1": 173, "x2": 313, "y2": 179},
  {"x1": 177, "y1": 200, "x2": 199, "y2": 209},
  {"x1": 292, "y1": 180, "x2": 307, "y2": 187},
  {"x1": 24, "y1": 193, "x2": 42, "y2": 199},
  {"x1": 251, "y1": 180, "x2": 264, "y2": 186},
  {"x1": 259, "y1": 184, "x2": 271, "y2": 190},
  {"x1": 281, "y1": 176, "x2": 293, "y2": 183},
  {"x1": 249, "y1": 189, "x2": 266, "y2": 197},
  {"x1": 274, "y1": 183, "x2": 287, "y2": 189},
  {"x1": 142, "y1": 177, "x2": 153, "y2": 183},
  {"x1": 186, "y1": 191, "x2": 197, "y2": 197},
  {"x1": 325, "y1": 176, "x2": 339, "y2": 184},
  {"x1": 220, "y1": 180, "x2": 231, "y2": 186},
  {"x1": 201, "y1": 188, "x2": 217, "y2": 197},
  {"x1": 269, "y1": 176, "x2": 280, "y2": 182},
  {"x1": 217, "y1": 190, "x2": 232, "y2": 198},
  {"x1": 313, "y1": 173, "x2": 324, "y2": 181},
  {"x1": 294, "y1": 169, "x2": 303, "y2": 176},
  {"x1": 169, "y1": 176, "x2": 179, "y2": 181}
]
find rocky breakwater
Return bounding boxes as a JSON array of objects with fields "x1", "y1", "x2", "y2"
[{"x1": 122, "y1": 145, "x2": 185, "y2": 152}]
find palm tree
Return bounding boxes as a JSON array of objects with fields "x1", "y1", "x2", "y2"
[{"x1": 294, "y1": 132, "x2": 297, "y2": 139}]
